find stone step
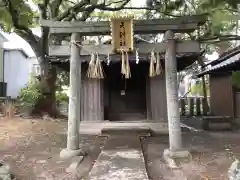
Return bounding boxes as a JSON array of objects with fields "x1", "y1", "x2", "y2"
[
  {"x1": 101, "y1": 126, "x2": 152, "y2": 137},
  {"x1": 111, "y1": 112, "x2": 146, "y2": 121},
  {"x1": 87, "y1": 136, "x2": 149, "y2": 180}
]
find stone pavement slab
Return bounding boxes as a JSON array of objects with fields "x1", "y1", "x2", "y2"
[
  {"x1": 77, "y1": 121, "x2": 199, "y2": 135},
  {"x1": 87, "y1": 136, "x2": 149, "y2": 180},
  {"x1": 78, "y1": 121, "x2": 169, "y2": 135}
]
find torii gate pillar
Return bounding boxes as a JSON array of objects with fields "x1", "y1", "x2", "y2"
[
  {"x1": 163, "y1": 30, "x2": 190, "y2": 166},
  {"x1": 60, "y1": 33, "x2": 85, "y2": 159},
  {"x1": 164, "y1": 30, "x2": 182, "y2": 151}
]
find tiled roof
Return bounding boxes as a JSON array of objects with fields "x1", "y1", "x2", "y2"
[{"x1": 198, "y1": 46, "x2": 240, "y2": 77}]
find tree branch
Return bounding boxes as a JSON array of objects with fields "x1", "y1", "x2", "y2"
[
  {"x1": 55, "y1": 0, "x2": 89, "y2": 21},
  {"x1": 105, "y1": 0, "x2": 126, "y2": 6},
  {"x1": 38, "y1": 0, "x2": 50, "y2": 19},
  {"x1": 4, "y1": 0, "x2": 39, "y2": 52},
  {"x1": 56, "y1": 0, "x2": 132, "y2": 21},
  {"x1": 14, "y1": 30, "x2": 40, "y2": 55},
  {"x1": 49, "y1": 0, "x2": 63, "y2": 18},
  {"x1": 95, "y1": 0, "x2": 131, "y2": 11},
  {"x1": 225, "y1": 7, "x2": 240, "y2": 14},
  {"x1": 94, "y1": 3, "x2": 181, "y2": 17},
  {"x1": 37, "y1": 0, "x2": 52, "y2": 58},
  {"x1": 78, "y1": 9, "x2": 95, "y2": 21},
  {"x1": 56, "y1": 0, "x2": 183, "y2": 21}
]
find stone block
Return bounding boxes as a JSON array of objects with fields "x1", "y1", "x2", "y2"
[
  {"x1": 66, "y1": 156, "x2": 84, "y2": 173},
  {"x1": 101, "y1": 126, "x2": 152, "y2": 137},
  {"x1": 229, "y1": 159, "x2": 240, "y2": 180},
  {"x1": 60, "y1": 148, "x2": 86, "y2": 160},
  {"x1": 0, "y1": 163, "x2": 14, "y2": 180},
  {"x1": 163, "y1": 149, "x2": 191, "y2": 169}
]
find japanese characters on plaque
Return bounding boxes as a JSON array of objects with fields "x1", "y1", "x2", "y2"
[
  {"x1": 111, "y1": 16, "x2": 134, "y2": 53},
  {"x1": 119, "y1": 21, "x2": 126, "y2": 47}
]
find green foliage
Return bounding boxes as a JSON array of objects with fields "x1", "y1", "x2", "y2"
[
  {"x1": 150, "y1": 0, "x2": 239, "y2": 54},
  {"x1": 56, "y1": 69, "x2": 69, "y2": 91},
  {"x1": 201, "y1": 0, "x2": 238, "y2": 9},
  {"x1": 191, "y1": 83, "x2": 203, "y2": 96},
  {"x1": 56, "y1": 91, "x2": 68, "y2": 103},
  {"x1": 0, "y1": 0, "x2": 36, "y2": 32},
  {"x1": 232, "y1": 71, "x2": 240, "y2": 88},
  {"x1": 190, "y1": 80, "x2": 209, "y2": 96},
  {"x1": 56, "y1": 69, "x2": 69, "y2": 104},
  {"x1": 18, "y1": 75, "x2": 43, "y2": 110}
]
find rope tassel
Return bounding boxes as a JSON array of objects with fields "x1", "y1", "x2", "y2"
[
  {"x1": 87, "y1": 53, "x2": 104, "y2": 79},
  {"x1": 121, "y1": 50, "x2": 131, "y2": 79},
  {"x1": 94, "y1": 53, "x2": 104, "y2": 79},
  {"x1": 155, "y1": 52, "x2": 163, "y2": 75},
  {"x1": 149, "y1": 50, "x2": 156, "y2": 77},
  {"x1": 121, "y1": 50, "x2": 126, "y2": 75},
  {"x1": 87, "y1": 53, "x2": 96, "y2": 78},
  {"x1": 107, "y1": 53, "x2": 110, "y2": 66},
  {"x1": 125, "y1": 51, "x2": 131, "y2": 79},
  {"x1": 136, "y1": 48, "x2": 139, "y2": 64}
]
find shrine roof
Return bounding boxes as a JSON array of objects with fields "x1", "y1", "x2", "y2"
[
  {"x1": 49, "y1": 50, "x2": 204, "y2": 72},
  {"x1": 198, "y1": 46, "x2": 240, "y2": 77},
  {"x1": 48, "y1": 36, "x2": 204, "y2": 71}
]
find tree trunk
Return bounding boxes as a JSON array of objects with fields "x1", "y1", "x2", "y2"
[
  {"x1": 31, "y1": 56, "x2": 59, "y2": 117},
  {"x1": 30, "y1": 24, "x2": 59, "y2": 117}
]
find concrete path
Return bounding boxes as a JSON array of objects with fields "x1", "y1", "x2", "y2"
[{"x1": 87, "y1": 136, "x2": 149, "y2": 180}]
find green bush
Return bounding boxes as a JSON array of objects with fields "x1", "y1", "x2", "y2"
[
  {"x1": 19, "y1": 74, "x2": 69, "y2": 114},
  {"x1": 232, "y1": 71, "x2": 240, "y2": 88},
  {"x1": 56, "y1": 91, "x2": 69, "y2": 104},
  {"x1": 18, "y1": 75, "x2": 43, "y2": 111}
]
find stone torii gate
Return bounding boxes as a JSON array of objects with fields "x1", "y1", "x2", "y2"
[{"x1": 40, "y1": 15, "x2": 206, "y2": 160}]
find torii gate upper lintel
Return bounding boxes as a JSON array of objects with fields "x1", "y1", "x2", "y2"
[{"x1": 40, "y1": 15, "x2": 207, "y2": 35}]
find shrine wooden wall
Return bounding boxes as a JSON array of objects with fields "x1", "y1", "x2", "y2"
[
  {"x1": 209, "y1": 72, "x2": 234, "y2": 117},
  {"x1": 81, "y1": 69, "x2": 104, "y2": 121},
  {"x1": 80, "y1": 68, "x2": 167, "y2": 122},
  {"x1": 147, "y1": 74, "x2": 168, "y2": 122}
]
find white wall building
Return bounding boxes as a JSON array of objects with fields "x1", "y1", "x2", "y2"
[{"x1": 0, "y1": 30, "x2": 39, "y2": 98}]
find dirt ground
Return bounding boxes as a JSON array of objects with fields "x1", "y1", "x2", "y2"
[
  {"x1": 143, "y1": 131, "x2": 240, "y2": 180},
  {"x1": 0, "y1": 117, "x2": 105, "y2": 180},
  {"x1": 0, "y1": 117, "x2": 240, "y2": 180}
]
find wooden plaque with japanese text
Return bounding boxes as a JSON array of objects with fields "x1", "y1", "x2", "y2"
[{"x1": 111, "y1": 17, "x2": 134, "y2": 53}]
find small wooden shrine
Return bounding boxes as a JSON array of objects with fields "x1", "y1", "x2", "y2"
[
  {"x1": 41, "y1": 14, "x2": 206, "y2": 156},
  {"x1": 43, "y1": 15, "x2": 205, "y2": 122}
]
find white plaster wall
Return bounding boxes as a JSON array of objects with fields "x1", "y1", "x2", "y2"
[{"x1": 4, "y1": 51, "x2": 37, "y2": 98}]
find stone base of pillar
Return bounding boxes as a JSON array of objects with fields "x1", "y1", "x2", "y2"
[
  {"x1": 60, "y1": 148, "x2": 87, "y2": 160},
  {"x1": 163, "y1": 148, "x2": 191, "y2": 169},
  {"x1": 66, "y1": 156, "x2": 84, "y2": 173}
]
